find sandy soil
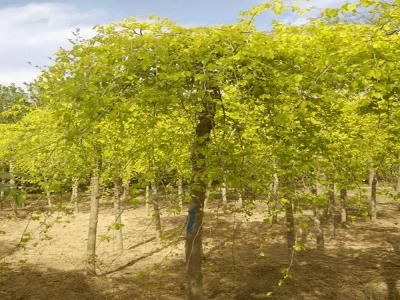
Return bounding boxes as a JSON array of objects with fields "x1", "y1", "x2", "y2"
[{"x1": 0, "y1": 189, "x2": 399, "y2": 299}]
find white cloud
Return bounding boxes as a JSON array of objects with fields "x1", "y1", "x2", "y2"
[{"x1": 0, "y1": 2, "x2": 104, "y2": 86}]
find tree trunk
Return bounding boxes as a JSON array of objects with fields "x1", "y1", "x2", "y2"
[
  {"x1": 9, "y1": 162, "x2": 18, "y2": 217},
  {"x1": 370, "y1": 169, "x2": 377, "y2": 222},
  {"x1": 113, "y1": 178, "x2": 123, "y2": 251},
  {"x1": 45, "y1": 188, "x2": 52, "y2": 208},
  {"x1": 396, "y1": 164, "x2": 400, "y2": 193},
  {"x1": 71, "y1": 177, "x2": 79, "y2": 214},
  {"x1": 186, "y1": 87, "x2": 217, "y2": 300},
  {"x1": 86, "y1": 166, "x2": 100, "y2": 275},
  {"x1": 0, "y1": 188, "x2": 3, "y2": 210},
  {"x1": 121, "y1": 179, "x2": 130, "y2": 203},
  {"x1": 369, "y1": 167, "x2": 375, "y2": 187},
  {"x1": 238, "y1": 192, "x2": 243, "y2": 208},
  {"x1": 313, "y1": 184, "x2": 325, "y2": 249},
  {"x1": 178, "y1": 179, "x2": 184, "y2": 210},
  {"x1": 340, "y1": 188, "x2": 348, "y2": 224},
  {"x1": 204, "y1": 181, "x2": 211, "y2": 209},
  {"x1": 271, "y1": 173, "x2": 279, "y2": 224},
  {"x1": 284, "y1": 197, "x2": 296, "y2": 251},
  {"x1": 396, "y1": 164, "x2": 400, "y2": 211},
  {"x1": 221, "y1": 174, "x2": 227, "y2": 204},
  {"x1": 313, "y1": 208, "x2": 324, "y2": 250},
  {"x1": 152, "y1": 183, "x2": 162, "y2": 243},
  {"x1": 145, "y1": 185, "x2": 150, "y2": 215},
  {"x1": 327, "y1": 183, "x2": 336, "y2": 238}
]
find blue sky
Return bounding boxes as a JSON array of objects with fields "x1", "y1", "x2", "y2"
[{"x1": 0, "y1": 0, "x2": 348, "y2": 85}]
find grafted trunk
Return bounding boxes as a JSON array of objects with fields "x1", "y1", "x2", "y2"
[
  {"x1": 370, "y1": 169, "x2": 377, "y2": 222},
  {"x1": 340, "y1": 188, "x2": 348, "y2": 224},
  {"x1": 284, "y1": 197, "x2": 296, "y2": 251},
  {"x1": 145, "y1": 185, "x2": 150, "y2": 215},
  {"x1": 86, "y1": 165, "x2": 100, "y2": 275},
  {"x1": 152, "y1": 183, "x2": 162, "y2": 243},
  {"x1": 204, "y1": 181, "x2": 211, "y2": 209},
  {"x1": 71, "y1": 177, "x2": 79, "y2": 214},
  {"x1": 186, "y1": 87, "x2": 217, "y2": 300},
  {"x1": 178, "y1": 179, "x2": 184, "y2": 210},
  {"x1": 113, "y1": 178, "x2": 123, "y2": 251},
  {"x1": 221, "y1": 175, "x2": 227, "y2": 204}
]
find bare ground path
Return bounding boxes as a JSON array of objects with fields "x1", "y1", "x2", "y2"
[{"x1": 0, "y1": 194, "x2": 400, "y2": 299}]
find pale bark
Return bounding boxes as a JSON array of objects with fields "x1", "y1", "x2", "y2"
[
  {"x1": 178, "y1": 179, "x2": 184, "y2": 210},
  {"x1": 313, "y1": 184, "x2": 325, "y2": 249},
  {"x1": 71, "y1": 177, "x2": 79, "y2": 214},
  {"x1": 271, "y1": 173, "x2": 279, "y2": 224},
  {"x1": 327, "y1": 183, "x2": 336, "y2": 237},
  {"x1": 369, "y1": 168, "x2": 377, "y2": 222},
  {"x1": 86, "y1": 166, "x2": 100, "y2": 275},
  {"x1": 9, "y1": 162, "x2": 18, "y2": 217},
  {"x1": 186, "y1": 87, "x2": 217, "y2": 300},
  {"x1": 221, "y1": 175, "x2": 227, "y2": 204},
  {"x1": 152, "y1": 183, "x2": 162, "y2": 243},
  {"x1": 340, "y1": 188, "x2": 348, "y2": 224},
  {"x1": 204, "y1": 181, "x2": 211, "y2": 209},
  {"x1": 396, "y1": 164, "x2": 400, "y2": 211},
  {"x1": 45, "y1": 188, "x2": 52, "y2": 208},
  {"x1": 121, "y1": 179, "x2": 129, "y2": 203},
  {"x1": 145, "y1": 185, "x2": 150, "y2": 215},
  {"x1": 238, "y1": 192, "x2": 243, "y2": 208},
  {"x1": 113, "y1": 178, "x2": 123, "y2": 251},
  {"x1": 396, "y1": 164, "x2": 400, "y2": 193},
  {"x1": 284, "y1": 198, "x2": 296, "y2": 251},
  {"x1": 313, "y1": 208, "x2": 324, "y2": 250}
]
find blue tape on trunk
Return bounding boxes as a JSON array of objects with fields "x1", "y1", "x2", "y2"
[{"x1": 187, "y1": 207, "x2": 196, "y2": 234}]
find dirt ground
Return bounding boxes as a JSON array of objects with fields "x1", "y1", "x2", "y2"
[{"x1": 0, "y1": 188, "x2": 400, "y2": 300}]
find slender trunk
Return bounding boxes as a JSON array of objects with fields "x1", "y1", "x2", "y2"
[
  {"x1": 113, "y1": 178, "x2": 123, "y2": 251},
  {"x1": 284, "y1": 197, "x2": 296, "y2": 251},
  {"x1": 145, "y1": 185, "x2": 150, "y2": 215},
  {"x1": 45, "y1": 188, "x2": 52, "y2": 208},
  {"x1": 204, "y1": 181, "x2": 211, "y2": 209},
  {"x1": 221, "y1": 175, "x2": 227, "y2": 204},
  {"x1": 9, "y1": 162, "x2": 18, "y2": 217},
  {"x1": 340, "y1": 188, "x2": 348, "y2": 224},
  {"x1": 396, "y1": 164, "x2": 400, "y2": 211},
  {"x1": 0, "y1": 187, "x2": 4, "y2": 210},
  {"x1": 396, "y1": 164, "x2": 400, "y2": 192},
  {"x1": 370, "y1": 169, "x2": 377, "y2": 222},
  {"x1": 271, "y1": 173, "x2": 279, "y2": 224},
  {"x1": 71, "y1": 177, "x2": 79, "y2": 214},
  {"x1": 178, "y1": 179, "x2": 184, "y2": 210},
  {"x1": 369, "y1": 167, "x2": 375, "y2": 187},
  {"x1": 152, "y1": 183, "x2": 162, "y2": 243},
  {"x1": 121, "y1": 179, "x2": 129, "y2": 203},
  {"x1": 238, "y1": 192, "x2": 243, "y2": 208},
  {"x1": 313, "y1": 184, "x2": 324, "y2": 249},
  {"x1": 313, "y1": 208, "x2": 324, "y2": 250},
  {"x1": 327, "y1": 183, "x2": 336, "y2": 238},
  {"x1": 86, "y1": 165, "x2": 100, "y2": 275},
  {"x1": 186, "y1": 87, "x2": 217, "y2": 300}
]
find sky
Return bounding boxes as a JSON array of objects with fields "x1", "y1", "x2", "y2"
[{"x1": 0, "y1": 0, "x2": 349, "y2": 86}]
